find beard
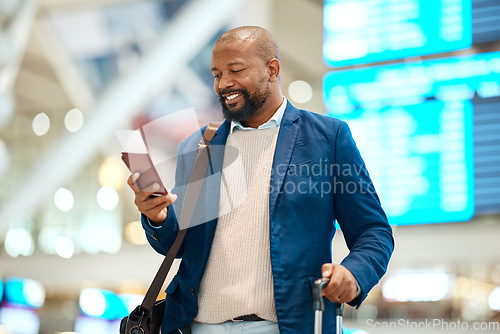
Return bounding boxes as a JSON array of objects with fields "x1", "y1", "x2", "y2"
[{"x1": 219, "y1": 86, "x2": 270, "y2": 123}]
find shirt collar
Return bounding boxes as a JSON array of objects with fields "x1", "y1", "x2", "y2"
[{"x1": 230, "y1": 98, "x2": 287, "y2": 134}]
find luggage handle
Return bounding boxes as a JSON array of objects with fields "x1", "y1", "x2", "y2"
[{"x1": 313, "y1": 277, "x2": 344, "y2": 334}]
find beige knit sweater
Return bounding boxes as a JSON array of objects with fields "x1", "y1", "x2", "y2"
[{"x1": 195, "y1": 127, "x2": 280, "y2": 323}]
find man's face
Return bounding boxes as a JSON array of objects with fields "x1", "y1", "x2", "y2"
[{"x1": 211, "y1": 39, "x2": 271, "y2": 122}]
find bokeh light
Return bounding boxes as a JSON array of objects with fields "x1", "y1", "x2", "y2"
[
  {"x1": 96, "y1": 186, "x2": 119, "y2": 211},
  {"x1": 54, "y1": 188, "x2": 74, "y2": 212},
  {"x1": 382, "y1": 272, "x2": 455, "y2": 302},
  {"x1": 4, "y1": 227, "x2": 34, "y2": 257},
  {"x1": 489, "y1": 287, "x2": 500, "y2": 311},
  {"x1": 79, "y1": 289, "x2": 106, "y2": 317},
  {"x1": 64, "y1": 108, "x2": 84, "y2": 132},
  {"x1": 124, "y1": 220, "x2": 147, "y2": 245},
  {"x1": 32, "y1": 112, "x2": 50, "y2": 136},
  {"x1": 55, "y1": 236, "x2": 75, "y2": 259},
  {"x1": 98, "y1": 155, "x2": 127, "y2": 190},
  {"x1": 288, "y1": 80, "x2": 313, "y2": 104},
  {"x1": 5, "y1": 278, "x2": 45, "y2": 308}
]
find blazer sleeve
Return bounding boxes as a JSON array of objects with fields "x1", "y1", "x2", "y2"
[{"x1": 333, "y1": 121, "x2": 395, "y2": 307}]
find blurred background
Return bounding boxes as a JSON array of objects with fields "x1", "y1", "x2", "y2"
[{"x1": 0, "y1": 0, "x2": 499, "y2": 333}]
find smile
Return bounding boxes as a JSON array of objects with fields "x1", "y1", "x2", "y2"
[{"x1": 223, "y1": 92, "x2": 242, "y2": 104}]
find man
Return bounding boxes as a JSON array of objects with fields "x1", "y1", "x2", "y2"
[{"x1": 128, "y1": 26, "x2": 394, "y2": 334}]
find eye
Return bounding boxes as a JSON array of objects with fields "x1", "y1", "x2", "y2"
[{"x1": 213, "y1": 73, "x2": 221, "y2": 79}]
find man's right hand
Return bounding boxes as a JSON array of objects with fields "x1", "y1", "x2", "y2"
[{"x1": 127, "y1": 173, "x2": 177, "y2": 226}]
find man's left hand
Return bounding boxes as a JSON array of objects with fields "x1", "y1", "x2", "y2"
[{"x1": 321, "y1": 263, "x2": 358, "y2": 303}]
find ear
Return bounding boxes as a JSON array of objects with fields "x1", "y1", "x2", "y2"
[{"x1": 268, "y1": 58, "x2": 280, "y2": 82}]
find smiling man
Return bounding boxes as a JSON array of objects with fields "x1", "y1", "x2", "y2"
[{"x1": 128, "y1": 26, "x2": 394, "y2": 334}]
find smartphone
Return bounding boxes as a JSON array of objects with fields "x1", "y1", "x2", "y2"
[{"x1": 121, "y1": 152, "x2": 168, "y2": 196}]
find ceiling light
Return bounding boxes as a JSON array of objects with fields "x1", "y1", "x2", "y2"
[
  {"x1": 32, "y1": 112, "x2": 50, "y2": 136},
  {"x1": 96, "y1": 186, "x2": 119, "y2": 211},
  {"x1": 55, "y1": 236, "x2": 75, "y2": 259},
  {"x1": 64, "y1": 108, "x2": 84, "y2": 132},
  {"x1": 288, "y1": 80, "x2": 313, "y2": 104},
  {"x1": 54, "y1": 188, "x2": 74, "y2": 212},
  {"x1": 4, "y1": 227, "x2": 34, "y2": 257}
]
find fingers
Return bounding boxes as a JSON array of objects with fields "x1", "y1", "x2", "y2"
[
  {"x1": 127, "y1": 173, "x2": 140, "y2": 193},
  {"x1": 135, "y1": 192, "x2": 177, "y2": 225},
  {"x1": 127, "y1": 172, "x2": 162, "y2": 199},
  {"x1": 322, "y1": 263, "x2": 334, "y2": 278},
  {"x1": 136, "y1": 193, "x2": 177, "y2": 212},
  {"x1": 321, "y1": 263, "x2": 357, "y2": 303},
  {"x1": 127, "y1": 172, "x2": 177, "y2": 223},
  {"x1": 321, "y1": 263, "x2": 342, "y2": 301}
]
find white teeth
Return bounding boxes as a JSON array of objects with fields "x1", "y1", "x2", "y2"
[{"x1": 226, "y1": 93, "x2": 239, "y2": 100}]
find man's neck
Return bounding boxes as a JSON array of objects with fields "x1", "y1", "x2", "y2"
[{"x1": 241, "y1": 95, "x2": 284, "y2": 128}]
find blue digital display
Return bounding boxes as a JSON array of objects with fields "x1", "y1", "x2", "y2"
[
  {"x1": 0, "y1": 278, "x2": 3, "y2": 303},
  {"x1": 324, "y1": 51, "x2": 500, "y2": 225},
  {"x1": 472, "y1": 0, "x2": 500, "y2": 44},
  {"x1": 323, "y1": 0, "x2": 472, "y2": 67},
  {"x1": 4, "y1": 277, "x2": 45, "y2": 309}
]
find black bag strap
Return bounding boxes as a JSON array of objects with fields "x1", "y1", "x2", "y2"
[{"x1": 140, "y1": 122, "x2": 221, "y2": 313}]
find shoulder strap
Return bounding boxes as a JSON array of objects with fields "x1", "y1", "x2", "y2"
[
  {"x1": 140, "y1": 122, "x2": 221, "y2": 313},
  {"x1": 203, "y1": 122, "x2": 221, "y2": 145}
]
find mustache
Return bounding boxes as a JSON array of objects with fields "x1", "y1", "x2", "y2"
[{"x1": 219, "y1": 89, "x2": 244, "y2": 97}]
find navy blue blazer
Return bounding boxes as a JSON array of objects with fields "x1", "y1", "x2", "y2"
[{"x1": 142, "y1": 102, "x2": 394, "y2": 334}]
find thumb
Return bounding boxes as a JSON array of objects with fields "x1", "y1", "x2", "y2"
[{"x1": 322, "y1": 263, "x2": 335, "y2": 278}]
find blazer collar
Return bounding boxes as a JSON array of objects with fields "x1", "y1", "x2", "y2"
[{"x1": 204, "y1": 120, "x2": 230, "y2": 188}]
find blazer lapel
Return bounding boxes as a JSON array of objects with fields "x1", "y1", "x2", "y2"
[
  {"x1": 208, "y1": 121, "x2": 230, "y2": 175},
  {"x1": 269, "y1": 103, "x2": 300, "y2": 220}
]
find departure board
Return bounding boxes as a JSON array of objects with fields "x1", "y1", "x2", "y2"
[
  {"x1": 323, "y1": 51, "x2": 500, "y2": 225},
  {"x1": 323, "y1": 0, "x2": 472, "y2": 67},
  {"x1": 472, "y1": 0, "x2": 500, "y2": 44}
]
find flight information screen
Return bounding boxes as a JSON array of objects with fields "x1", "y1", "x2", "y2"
[
  {"x1": 323, "y1": 0, "x2": 472, "y2": 67},
  {"x1": 324, "y1": 51, "x2": 500, "y2": 225}
]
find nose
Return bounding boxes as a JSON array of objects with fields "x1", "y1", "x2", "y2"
[{"x1": 217, "y1": 74, "x2": 234, "y2": 92}]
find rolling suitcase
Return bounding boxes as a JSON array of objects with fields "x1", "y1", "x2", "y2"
[{"x1": 313, "y1": 278, "x2": 344, "y2": 334}]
